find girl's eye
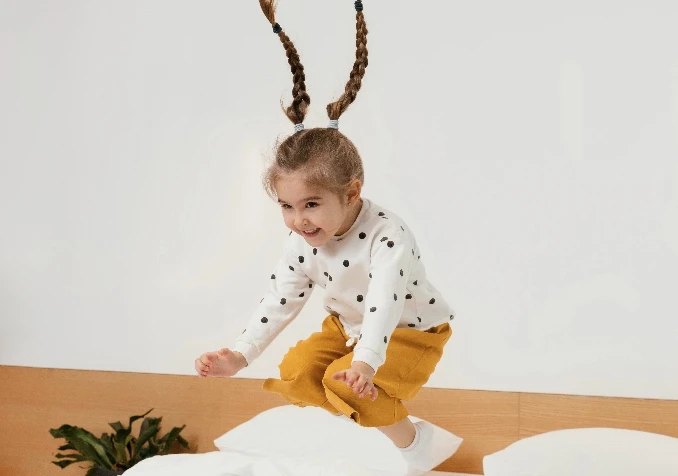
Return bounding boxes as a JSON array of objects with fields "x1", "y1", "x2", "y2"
[
  {"x1": 306, "y1": 202, "x2": 318, "y2": 208},
  {"x1": 281, "y1": 204, "x2": 292, "y2": 210}
]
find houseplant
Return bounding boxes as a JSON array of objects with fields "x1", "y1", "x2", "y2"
[{"x1": 50, "y1": 408, "x2": 189, "y2": 476}]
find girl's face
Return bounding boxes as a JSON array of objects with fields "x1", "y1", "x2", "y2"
[{"x1": 275, "y1": 172, "x2": 362, "y2": 247}]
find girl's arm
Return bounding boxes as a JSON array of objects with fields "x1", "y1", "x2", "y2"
[
  {"x1": 353, "y1": 227, "x2": 415, "y2": 373},
  {"x1": 234, "y1": 243, "x2": 313, "y2": 365}
]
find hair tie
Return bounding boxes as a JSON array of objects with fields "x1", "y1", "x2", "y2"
[
  {"x1": 294, "y1": 123, "x2": 305, "y2": 132},
  {"x1": 272, "y1": 23, "x2": 282, "y2": 34},
  {"x1": 328, "y1": 120, "x2": 339, "y2": 130},
  {"x1": 354, "y1": 1, "x2": 363, "y2": 12}
]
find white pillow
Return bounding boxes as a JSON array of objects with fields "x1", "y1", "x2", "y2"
[
  {"x1": 213, "y1": 405, "x2": 462, "y2": 474},
  {"x1": 483, "y1": 427, "x2": 678, "y2": 476},
  {"x1": 123, "y1": 450, "x2": 402, "y2": 476}
]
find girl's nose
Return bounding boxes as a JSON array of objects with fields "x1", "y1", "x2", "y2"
[{"x1": 295, "y1": 216, "x2": 309, "y2": 229}]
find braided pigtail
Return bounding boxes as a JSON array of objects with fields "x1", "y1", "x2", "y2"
[
  {"x1": 259, "y1": 0, "x2": 311, "y2": 129},
  {"x1": 326, "y1": 1, "x2": 369, "y2": 124}
]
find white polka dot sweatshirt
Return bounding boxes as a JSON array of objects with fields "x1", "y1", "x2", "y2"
[{"x1": 234, "y1": 198, "x2": 455, "y2": 373}]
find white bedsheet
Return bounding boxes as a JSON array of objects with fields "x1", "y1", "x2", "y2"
[{"x1": 123, "y1": 451, "x2": 478, "y2": 476}]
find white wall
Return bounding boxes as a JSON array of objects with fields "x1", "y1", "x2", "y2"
[{"x1": 1, "y1": 0, "x2": 677, "y2": 400}]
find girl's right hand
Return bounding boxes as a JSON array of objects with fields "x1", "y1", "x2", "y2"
[{"x1": 195, "y1": 348, "x2": 247, "y2": 378}]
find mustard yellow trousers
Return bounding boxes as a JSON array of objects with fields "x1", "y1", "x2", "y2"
[{"x1": 263, "y1": 315, "x2": 452, "y2": 428}]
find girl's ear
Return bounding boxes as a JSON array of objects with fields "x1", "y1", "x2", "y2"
[{"x1": 346, "y1": 179, "x2": 362, "y2": 205}]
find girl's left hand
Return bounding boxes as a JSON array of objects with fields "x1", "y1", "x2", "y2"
[{"x1": 332, "y1": 361, "x2": 378, "y2": 401}]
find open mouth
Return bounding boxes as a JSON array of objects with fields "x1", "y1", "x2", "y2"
[{"x1": 302, "y1": 228, "x2": 320, "y2": 237}]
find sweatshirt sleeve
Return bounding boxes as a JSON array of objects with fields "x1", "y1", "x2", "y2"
[
  {"x1": 234, "y1": 240, "x2": 313, "y2": 365},
  {"x1": 352, "y1": 228, "x2": 415, "y2": 372}
]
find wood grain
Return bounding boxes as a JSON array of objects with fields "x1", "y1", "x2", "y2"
[
  {"x1": 2, "y1": 365, "x2": 677, "y2": 476},
  {"x1": 0, "y1": 367, "x2": 282, "y2": 476},
  {"x1": 520, "y1": 392, "x2": 678, "y2": 438},
  {"x1": 407, "y1": 388, "x2": 520, "y2": 474}
]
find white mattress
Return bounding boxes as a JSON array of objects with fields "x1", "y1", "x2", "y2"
[{"x1": 123, "y1": 452, "x2": 481, "y2": 476}]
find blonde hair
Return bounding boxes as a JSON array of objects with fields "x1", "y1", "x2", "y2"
[{"x1": 258, "y1": 0, "x2": 369, "y2": 201}]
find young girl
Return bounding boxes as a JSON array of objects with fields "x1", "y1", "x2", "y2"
[{"x1": 196, "y1": 1, "x2": 455, "y2": 472}]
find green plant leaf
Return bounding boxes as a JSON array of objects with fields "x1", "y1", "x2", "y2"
[
  {"x1": 128, "y1": 409, "x2": 154, "y2": 430},
  {"x1": 50, "y1": 425, "x2": 114, "y2": 468},
  {"x1": 137, "y1": 417, "x2": 154, "y2": 447},
  {"x1": 159, "y1": 425, "x2": 188, "y2": 454},
  {"x1": 85, "y1": 467, "x2": 98, "y2": 476},
  {"x1": 52, "y1": 459, "x2": 80, "y2": 469},
  {"x1": 139, "y1": 446, "x2": 152, "y2": 460},
  {"x1": 126, "y1": 436, "x2": 135, "y2": 458},
  {"x1": 109, "y1": 421, "x2": 124, "y2": 432},
  {"x1": 176, "y1": 435, "x2": 189, "y2": 448},
  {"x1": 131, "y1": 417, "x2": 161, "y2": 462},
  {"x1": 147, "y1": 437, "x2": 161, "y2": 455},
  {"x1": 54, "y1": 453, "x2": 88, "y2": 462},
  {"x1": 166, "y1": 425, "x2": 188, "y2": 451},
  {"x1": 112, "y1": 424, "x2": 133, "y2": 463},
  {"x1": 113, "y1": 430, "x2": 131, "y2": 449},
  {"x1": 58, "y1": 443, "x2": 77, "y2": 452},
  {"x1": 113, "y1": 434, "x2": 132, "y2": 465},
  {"x1": 99, "y1": 433, "x2": 117, "y2": 462},
  {"x1": 51, "y1": 409, "x2": 189, "y2": 470}
]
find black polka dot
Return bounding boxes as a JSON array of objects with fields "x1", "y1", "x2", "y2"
[
  {"x1": 406, "y1": 294, "x2": 412, "y2": 299},
  {"x1": 313, "y1": 248, "x2": 318, "y2": 255},
  {"x1": 378, "y1": 212, "x2": 385, "y2": 217},
  {"x1": 369, "y1": 273, "x2": 372, "y2": 278},
  {"x1": 400, "y1": 269, "x2": 404, "y2": 276},
  {"x1": 418, "y1": 255, "x2": 420, "y2": 260},
  {"x1": 260, "y1": 298, "x2": 264, "y2": 303},
  {"x1": 412, "y1": 249, "x2": 415, "y2": 255},
  {"x1": 271, "y1": 274, "x2": 276, "y2": 279},
  {"x1": 299, "y1": 292, "x2": 305, "y2": 297},
  {"x1": 280, "y1": 298, "x2": 287, "y2": 305},
  {"x1": 380, "y1": 237, "x2": 388, "y2": 242},
  {"x1": 261, "y1": 317, "x2": 268, "y2": 323},
  {"x1": 328, "y1": 275, "x2": 333, "y2": 281},
  {"x1": 394, "y1": 294, "x2": 398, "y2": 301},
  {"x1": 370, "y1": 306, "x2": 377, "y2": 312},
  {"x1": 413, "y1": 280, "x2": 418, "y2": 285},
  {"x1": 359, "y1": 232, "x2": 366, "y2": 239},
  {"x1": 357, "y1": 295, "x2": 364, "y2": 302},
  {"x1": 243, "y1": 329, "x2": 246, "y2": 333},
  {"x1": 450, "y1": 314, "x2": 454, "y2": 320},
  {"x1": 343, "y1": 260, "x2": 349, "y2": 267},
  {"x1": 324, "y1": 272, "x2": 328, "y2": 276},
  {"x1": 299, "y1": 256, "x2": 305, "y2": 263},
  {"x1": 417, "y1": 316, "x2": 422, "y2": 322},
  {"x1": 309, "y1": 283, "x2": 313, "y2": 288},
  {"x1": 387, "y1": 241, "x2": 394, "y2": 248},
  {"x1": 359, "y1": 334, "x2": 362, "y2": 340},
  {"x1": 384, "y1": 336, "x2": 388, "y2": 343},
  {"x1": 408, "y1": 323, "x2": 415, "y2": 328},
  {"x1": 289, "y1": 231, "x2": 292, "y2": 235},
  {"x1": 289, "y1": 266, "x2": 295, "y2": 271},
  {"x1": 400, "y1": 226, "x2": 405, "y2": 231},
  {"x1": 429, "y1": 298, "x2": 436, "y2": 304}
]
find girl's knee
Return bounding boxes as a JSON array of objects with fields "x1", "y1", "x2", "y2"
[
  {"x1": 278, "y1": 349, "x2": 328, "y2": 399},
  {"x1": 278, "y1": 344, "x2": 323, "y2": 380},
  {"x1": 278, "y1": 348, "x2": 304, "y2": 380}
]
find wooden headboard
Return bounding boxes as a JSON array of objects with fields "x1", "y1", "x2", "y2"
[{"x1": 2, "y1": 365, "x2": 677, "y2": 475}]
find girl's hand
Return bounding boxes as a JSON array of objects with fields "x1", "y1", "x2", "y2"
[
  {"x1": 195, "y1": 348, "x2": 247, "y2": 378},
  {"x1": 332, "y1": 361, "x2": 378, "y2": 401}
]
